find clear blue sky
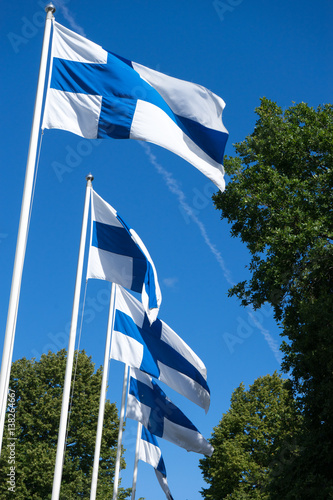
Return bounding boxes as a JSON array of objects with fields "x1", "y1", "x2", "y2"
[{"x1": 1, "y1": 1, "x2": 332, "y2": 498}]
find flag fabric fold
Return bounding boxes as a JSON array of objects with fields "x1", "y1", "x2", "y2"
[
  {"x1": 42, "y1": 21, "x2": 228, "y2": 190},
  {"x1": 111, "y1": 285, "x2": 210, "y2": 412},
  {"x1": 139, "y1": 426, "x2": 174, "y2": 500},
  {"x1": 127, "y1": 368, "x2": 214, "y2": 456},
  {"x1": 87, "y1": 190, "x2": 161, "y2": 323}
]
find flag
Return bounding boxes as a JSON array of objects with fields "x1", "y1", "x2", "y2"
[
  {"x1": 139, "y1": 426, "x2": 174, "y2": 500},
  {"x1": 127, "y1": 368, "x2": 214, "y2": 456},
  {"x1": 42, "y1": 21, "x2": 228, "y2": 191},
  {"x1": 87, "y1": 190, "x2": 161, "y2": 323},
  {"x1": 112, "y1": 285, "x2": 210, "y2": 412}
]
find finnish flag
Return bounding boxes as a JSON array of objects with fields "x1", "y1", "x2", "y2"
[
  {"x1": 140, "y1": 426, "x2": 174, "y2": 500},
  {"x1": 42, "y1": 21, "x2": 228, "y2": 191},
  {"x1": 127, "y1": 368, "x2": 214, "y2": 456},
  {"x1": 87, "y1": 190, "x2": 161, "y2": 323},
  {"x1": 112, "y1": 285, "x2": 210, "y2": 412}
]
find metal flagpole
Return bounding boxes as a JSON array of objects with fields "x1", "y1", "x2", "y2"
[
  {"x1": 90, "y1": 282, "x2": 116, "y2": 500},
  {"x1": 131, "y1": 422, "x2": 142, "y2": 500},
  {"x1": 0, "y1": 3, "x2": 56, "y2": 455},
  {"x1": 113, "y1": 363, "x2": 129, "y2": 500},
  {"x1": 51, "y1": 174, "x2": 93, "y2": 500}
]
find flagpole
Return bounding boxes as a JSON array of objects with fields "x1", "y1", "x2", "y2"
[
  {"x1": 113, "y1": 363, "x2": 129, "y2": 500},
  {"x1": 0, "y1": 3, "x2": 56, "y2": 455},
  {"x1": 131, "y1": 422, "x2": 142, "y2": 500},
  {"x1": 51, "y1": 174, "x2": 93, "y2": 500},
  {"x1": 90, "y1": 282, "x2": 116, "y2": 500}
]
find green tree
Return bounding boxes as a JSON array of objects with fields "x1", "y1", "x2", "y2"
[
  {"x1": 0, "y1": 349, "x2": 131, "y2": 499},
  {"x1": 199, "y1": 373, "x2": 302, "y2": 499},
  {"x1": 213, "y1": 99, "x2": 333, "y2": 498}
]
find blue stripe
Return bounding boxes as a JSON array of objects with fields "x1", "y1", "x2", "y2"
[
  {"x1": 50, "y1": 52, "x2": 227, "y2": 163},
  {"x1": 92, "y1": 221, "x2": 142, "y2": 258},
  {"x1": 116, "y1": 213, "x2": 132, "y2": 233},
  {"x1": 129, "y1": 377, "x2": 164, "y2": 437},
  {"x1": 114, "y1": 310, "x2": 210, "y2": 395},
  {"x1": 92, "y1": 221, "x2": 147, "y2": 293},
  {"x1": 145, "y1": 261, "x2": 158, "y2": 310},
  {"x1": 176, "y1": 114, "x2": 228, "y2": 165},
  {"x1": 111, "y1": 52, "x2": 133, "y2": 68},
  {"x1": 156, "y1": 455, "x2": 167, "y2": 477},
  {"x1": 98, "y1": 95, "x2": 135, "y2": 139}
]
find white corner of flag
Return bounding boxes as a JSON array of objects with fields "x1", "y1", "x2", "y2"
[{"x1": 86, "y1": 189, "x2": 161, "y2": 322}]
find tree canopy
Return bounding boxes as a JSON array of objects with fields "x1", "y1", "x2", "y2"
[
  {"x1": 199, "y1": 372, "x2": 302, "y2": 499},
  {"x1": 213, "y1": 98, "x2": 333, "y2": 498},
  {"x1": 0, "y1": 349, "x2": 131, "y2": 499}
]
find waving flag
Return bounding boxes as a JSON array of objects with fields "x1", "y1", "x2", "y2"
[
  {"x1": 87, "y1": 190, "x2": 161, "y2": 323},
  {"x1": 112, "y1": 285, "x2": 210, "y2": 412},
  {"x1": 127, "y1": 369, "x2": 213, "y2": 456},
  {"x1": 140, "y1": 426, "x2": 174, "y2": 500},
  {"x1": 42, "y1": 22, "x2": 228, "y2": 190}
]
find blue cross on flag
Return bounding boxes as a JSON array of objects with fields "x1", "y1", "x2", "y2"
[
  {"x1": 127, "y1": 368, "x2": 213, "y2": 456},
  {"x1": 111, "y1": 285, "x2": 210, "y2": 412},
  {"x1": 42, "y1": 21, "x2": 229, "y2": 190}
]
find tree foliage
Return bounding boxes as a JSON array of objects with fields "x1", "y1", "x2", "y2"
[
  {"x1": 213, "y1": 99, "x2": 333, "y2": 497},
  {"x1": 0, "y1": 350, "x2": 131, "y2": 499},
  {"x1": 199, "y1": 373, "x2": 302, "y2": 499}
]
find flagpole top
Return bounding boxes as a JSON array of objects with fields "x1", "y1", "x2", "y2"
[
  {"x1": 45, "y1": 3, "x2": 56, "y2": 14},
  {"x1": 86, "y1": 173, "x2": 94, "y2": 184}
]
